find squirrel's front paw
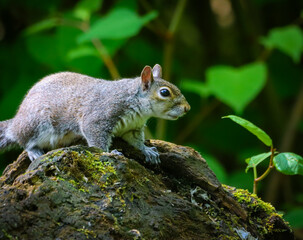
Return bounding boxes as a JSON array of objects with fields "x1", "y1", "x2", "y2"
[{"x1": 142, "y1": 146, "x2": 160, "y2": 164}]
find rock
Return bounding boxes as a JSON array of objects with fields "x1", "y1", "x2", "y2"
[{"x1": 0, "y1": 139, "x2": 293, "y2": 240}]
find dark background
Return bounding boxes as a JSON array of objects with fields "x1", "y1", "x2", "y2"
[{"x1": 0, "y1": 0, "x2": 303, "y2": 237}]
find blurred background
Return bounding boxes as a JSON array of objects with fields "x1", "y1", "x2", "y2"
[{"x1": 0, "y1": 0, "x2": 302, "y2": 237}]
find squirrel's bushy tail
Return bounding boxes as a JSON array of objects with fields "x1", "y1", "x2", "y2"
[{"x1": 0, "y1": 120, "x2": 16, "y2": 151}]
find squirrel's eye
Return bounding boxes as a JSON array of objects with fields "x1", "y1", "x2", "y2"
[{"x1": 160, "y1": 88, "x2": 170, "y2": 97}]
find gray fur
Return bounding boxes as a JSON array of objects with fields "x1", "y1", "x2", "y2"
[
  {"x1": 0, "y1": 65, "x2": 190, "y2": 163},
  {"x1": 0, "y1": 120, "x2": 17, "y2": 150}
]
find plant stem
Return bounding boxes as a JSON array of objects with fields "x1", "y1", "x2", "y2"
[
  {"x1": 163, "y1": 0, "x2": 188, "y2": 80},
  {"x1": 168, "y1": 0, "x2": 187, "y2": 34},
  {"x1": 253, "y1": 146, "x2": 275, "y2": 194},
  {"x1": 139, "y1": 0, "x2": 167, "y2": 37},
  {"x1": 253, "y1": 167, "x2": 258, "y2": 194},
  {"x1": 60, "y1": 18, "x2": 120, "y2": 80},
  {"x1": 253, "y1": 182, "x2": 257, "y2": 195},
  {"x1": 156, "y1": 0, "x2": 187, "y2": 140},
  {"x1": 91, "y1": 39, "x2": 120, "y2": 79}
]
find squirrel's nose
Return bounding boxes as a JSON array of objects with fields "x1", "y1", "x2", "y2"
[{"x1": 184, "y1": 103, "x2": 191, "y2": 113}]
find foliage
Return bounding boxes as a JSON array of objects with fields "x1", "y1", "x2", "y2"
[
  {"x1": 223, "y1": 115, "x2": 303, "y2": 194},
  {"x1": 260, "y1": 25, "x2": 303, "y2": 63},
  {"x1": 78, "y1": 8, "x2": 157, "y2": 42},
  {"x1": 208, "y1": 63, "x2": 267, "y2": 113},
  {"x1": 182, "y1": 62, "x2": 267, "y2": 113},
  {"x1": 273, "y1": 153, "x2": 303, "y2": 175},
  {"x1": 222, "y1": 115, "x2": 272, "y2": 147}
]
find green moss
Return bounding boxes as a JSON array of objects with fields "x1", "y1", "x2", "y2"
[
  {"x1": 115, "y1": 186, "x2": 127, "y2": 208},
  {"x1": 43, "y1": 149, "x2": 119, "y2": 195},
  {"x1": 76, "y1": 227, "x2": 97, "y2": 239},
  {"x1": 44, "y1": 149, "x2": 134, "y2": 227},
  {"x1": 41, "y1": 150, "x2": 65, "y2": 162},
  {"x1": 30, "y1": 175, "x2": 42, "y2": 185},
  {"x1": 231, "y1": 188, "x2": 275, "y2": 215},
  {"x1": 217, "y1": 235, "x2": 238, "y2": 240},
  {"x1": 56, "y1": 176, "x2": 65, "y2": 182},
  {"x1": 2, "y1": 229, "x2": 17, "y2": 240},
  {"x1": 223, "y1": 185, "x2": 289, "y2": 235},
  {"x1": 56, "y1": 150, "x2": 118, "y2": 189},
  {"x1": 68, "y1": 179, "x2": 78, "y2": 186},
  {"x1": 79, "y1": 188, "x2": 89, "y2": 193}
]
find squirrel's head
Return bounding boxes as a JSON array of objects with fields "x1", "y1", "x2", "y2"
[{"x1": 139, "y1": 64, "x2": 190, "y2": 120}]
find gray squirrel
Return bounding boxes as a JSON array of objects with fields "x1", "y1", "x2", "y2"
[{"x1": 0, "y1": 64, "x2": 190, "y2": 164}]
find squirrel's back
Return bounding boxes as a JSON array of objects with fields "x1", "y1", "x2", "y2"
[
  {"x1": 5, "y1": 72, "x2": 140, "y2": 148},
  {"x1": 16, "y1": 71, "x2": 139, "y2": 117},
  {"x1": 31, "y1": 71, "x2": 140, "y2": 103}
]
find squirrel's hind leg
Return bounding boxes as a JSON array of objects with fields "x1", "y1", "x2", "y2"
[
  {"x1": 26, "y1": 147, "x2": 45, "y2": 161},
  {"x1": 80, "y1": 123, "x2": 111, "y2": 152}
]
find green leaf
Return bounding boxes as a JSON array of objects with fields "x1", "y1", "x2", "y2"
[
  {"x1": 55, "y1": 25, "x2": 83, "y2": 62},
  {"x1": 207, "y1": 62, "x2": 267, "y2": 113},
  {"x1": 55, "y1": 26, "x2": 103, "y2": 76},
  {"x1": 222, "y1": 115, "x2": 273, "y2": 147},
  {"x1": 245, "y1": 152, "x2": 272, "y2": 173},
  {"x1": 180, "y1": 80, "x2": 210, "y2": 98},
  {"x1": 26, "y1": 35, "x2": 64, "y2": 70},
  {"x1": 261, "y1": 25, "x2": 303, "y2": 63},
  {"x1": 74, "y1": 0, "x2": 103, "y2": 20},
  {"x1": 273, "y1": 152, "x2": 303, "y2": 175},
  {"x1": 24, "y1": 18, "x2": 59, "y2": 35},
  {"x1": 78, "y1": 8, "x2": 158, "y2": 42},
  {"x1": 67, "y1": 45, "x2": 99, "y2": 61},
  {"x1": 67, "y1": 39, "x2": 126, "y2": 62}
]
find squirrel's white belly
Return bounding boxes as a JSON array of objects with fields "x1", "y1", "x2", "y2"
[
  {"x1": 113, "y1": 111, "x2": 148, "y2": 137},
  {"x1": 27, "y1": 127, "x2": 81, "y2": 150}
]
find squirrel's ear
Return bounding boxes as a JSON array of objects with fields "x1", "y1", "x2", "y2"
[
  {"x1": 141, "y1": 65, "x2": 153, "y2": 91},
  {"x1": 152, "y1": 64, "x2": 162, "y2": 78}
]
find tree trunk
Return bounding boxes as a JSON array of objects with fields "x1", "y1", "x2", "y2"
[{"x1": 0, "y1": 139, "x2": 293, "y2": 240}]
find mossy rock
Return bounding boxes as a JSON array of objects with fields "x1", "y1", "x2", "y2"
[{"x1": 0, "y1": 139, "x2": 293, "y2": 240}]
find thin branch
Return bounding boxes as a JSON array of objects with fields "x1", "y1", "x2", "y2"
[
  {"x1": 91, "y1": 39, "x2": 120, "y2": 79},
  {"x1": 168, "y1": 0, "x2": 187, "y2": 34},
  {"x1": 60, "y1": 19, "x2": 120, "y2": 80},
  {"x1": 139, "y1": 0, "x2": 168, "y2": 36},
  {"x1": 163, "y1": 0, "x2": 188, "y2": 81}
]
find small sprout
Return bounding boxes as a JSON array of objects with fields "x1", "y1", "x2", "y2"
[{"x1": 223, "y1": 115, "x2": 303, "y2": 194}]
